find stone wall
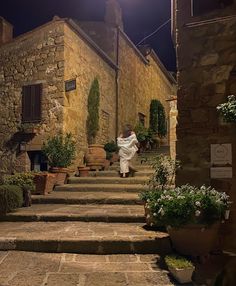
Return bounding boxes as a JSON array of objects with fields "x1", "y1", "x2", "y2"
[
  {"x1": 175, "y1": 1, "x2": 236, "y2": 251},
  {"x1": 0, "y1": 19, "x2": 65, "y2": 174},
  {"x1": 63, "y1": 22, "x2": 116, "y2": 166},
  {"x1": 118, "y1": 31, "x2": 176, "y2": 134}
]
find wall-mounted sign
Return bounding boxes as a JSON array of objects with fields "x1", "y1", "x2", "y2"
[
  {"x1": 210, "y1": 167, "x2": 233, "y2": 179},
  {"x1": 65, "y1": 79, "x2": 76, "y2": 92},
  {"x1": 211, "y1": 144, "x2": 232, "y2": 166},
  {"x1": 210, "y1": 144, "x2": 232, "y2": 179}
]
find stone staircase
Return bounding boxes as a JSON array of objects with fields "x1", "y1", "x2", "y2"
[{"x1": 0, "y1": 150, "x2": 171, "y2": 256}]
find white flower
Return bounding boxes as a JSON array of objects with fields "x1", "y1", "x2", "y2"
[
  {"x1": 195, "y1": 210, "x2": 201, "y2": 217},
  {"x1": 153, "y1": 213, "x2": 157, "y2": 217},
  {"x1": 195, "y1": 201, "x2": 201, "y2": 207}
]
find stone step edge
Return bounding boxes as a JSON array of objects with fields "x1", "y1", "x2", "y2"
[
  {"x1": 0, "y1": 214, "x2": 145, "y2": 223},
  {"x1": 0, "y1": 237, "x2": 171, "y2": 255},
  {"x1": 32, "y1": 197, "x2": 143, "y2": 205}
]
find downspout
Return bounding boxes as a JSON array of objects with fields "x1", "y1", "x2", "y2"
[{"x1": 115, "y1": 27, "x2": 120, "y2": 138}]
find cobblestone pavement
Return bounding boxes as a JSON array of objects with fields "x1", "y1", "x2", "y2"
[{"x1": 0, "y1": 251, "x2": 176, "y2": 286}]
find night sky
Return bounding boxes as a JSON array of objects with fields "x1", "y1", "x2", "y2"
[{"x1": 0, "y1": 0, "x2": 176, "y2": 71}]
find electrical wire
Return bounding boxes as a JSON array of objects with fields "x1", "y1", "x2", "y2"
[{"x1": 136, "y1": 18, "x2": 171, "y2": 46}]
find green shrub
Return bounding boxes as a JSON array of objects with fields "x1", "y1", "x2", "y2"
[
  {"x1": 3, "y1": 172, "x2": 35, "y2": 192},
  {"x1": 104, "y1": 141, "x2": 118, "y2": 153},
  {"x1": 87, "y1": 78, "x2": 100, "y2": 144},
  {"x1": 165, "y1": 255, "x2": 193, "y2": 269},
  {"x1": 0, "y1": 185, "x2": 23, "y2": 214},
  {"x1": 42, "y1": 133, "x2": 76, "y2": 168}
]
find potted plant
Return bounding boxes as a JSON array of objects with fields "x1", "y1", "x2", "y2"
[
  {"x1": 151, "y1": 184, "x2": 231, "y2": 256},
  {"x1": 85, "y1": 78, "x2": 106, "y2": 170},
  {"x1": 165, "y1": 255, "x2": 195, "y2": 284},
  {"x1": 42, "y1": 133, "x2": 76, "y2": 185},
  {"x1": 139, "y1": 155, "x2": 180, "y2": 227},
  {"x1": 104, "y1": 140, "x2": 119, "y2": 165},
  {"x1": 33, "y1": 172, "x2": 56, "y2": 195},
  {"x1": 217, "y1": 95, "x2": 236, "y2": 123}
]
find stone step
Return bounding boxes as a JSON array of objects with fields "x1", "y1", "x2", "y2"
[
  {"x1": 1, "y1": 204, "x2": 145, "y2": 223},
  {"x1": 0, "y1": 221, "x2": 171, "y2": 254},
  {"x1": 55, "y1": 183, "x2": 146, "y2": 193},
  {"x1": 0, "y1": 251, "x2": 175, "y2": 286},
  {"x1": 88, "y1": 170, "x2": 153, "y2": 177},
  {"x1": 32, "y1": 192, "x2": 142, "y2": 205},
  {"x1": 68, "y1": 176, "x2": 149, "y2": 185},
  {"x1": 109, "y1": 164, "x2": 153, "y2": 171}
]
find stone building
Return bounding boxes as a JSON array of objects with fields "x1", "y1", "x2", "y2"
[
  {"x1": 0, "y1": 0, "x2": 176, "y2": 174},
  {"x1": 172, "y1": 0, "x2": 236, "y2": 252}
]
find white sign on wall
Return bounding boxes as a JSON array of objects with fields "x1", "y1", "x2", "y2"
[{"x1": 210, "y1": 144, "x2": 232, "y2": 179}]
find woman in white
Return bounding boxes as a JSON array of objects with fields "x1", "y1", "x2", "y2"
[{"x1": 117, "y1": 124, "x2": 138, "y2": 178}]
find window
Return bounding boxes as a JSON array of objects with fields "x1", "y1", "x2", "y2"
[
  {"x1": 22, "y1": 84, "x2": 42, "y2": 122},
  {"x1": 192, "y1": 0, "x2": 233, "y2": 16},
  {"x1": 138, "y1": 113, "x2": 146, "y2": 126}
]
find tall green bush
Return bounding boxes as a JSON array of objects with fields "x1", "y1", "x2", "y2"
[
  {"x1": 42, "y1": 133, "x2": 76, "y2": 168},
  {"x1": 0, "y1": 185, "x2": 23, "y2": 214},
  {"x1": 149, "y1": 99, "x2": 167, "y2": 138},
  {"x1": 87, "y1": 78, "x2": 100, "y2": 144}
]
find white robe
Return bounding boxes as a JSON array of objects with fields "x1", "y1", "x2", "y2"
[{"x1": 117, "y1": 133, "x2": 138, "y2": 174}]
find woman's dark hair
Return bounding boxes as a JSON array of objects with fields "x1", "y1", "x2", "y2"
[{"x1": 122, "y1": 124, "x2": 133, "y2": 138}]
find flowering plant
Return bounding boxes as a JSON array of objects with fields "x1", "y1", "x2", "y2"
[
  {"x1": 148, "y1": 185, "x2": 230, "y2": 228},
  {"x1": 217, "y1": 95, "x2": 236, "y2": 123}
]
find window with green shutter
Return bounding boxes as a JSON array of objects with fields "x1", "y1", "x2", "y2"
[{"x1": 22, "y1": 84, "x2": 42, "y2": 123}]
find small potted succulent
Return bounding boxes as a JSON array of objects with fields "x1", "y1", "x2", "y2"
[
  {"x1": 42, "y1": 133, "x2": 76, "y2": 185},
  {"x1": 165, "y1": 255, "x2": 195, "y2": 284},
  {"x1": 77, "y1": 165, "x2": 90, "y2": 177}
]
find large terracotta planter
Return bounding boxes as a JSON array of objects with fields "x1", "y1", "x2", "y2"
[
  {"x1": 167, "y1": 223, "x2": 220, "y2": 256},
  {"x1": 85, "y1": 144, "x2": 106, "y2": 171},
  {"x1": 33, "y1": 173, "x2": 56, "y2": 195},
  {"x1": 50, "y1": 167, "x2": 69, "y2": 185}
]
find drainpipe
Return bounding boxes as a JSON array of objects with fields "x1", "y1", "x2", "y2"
[{"x1": 115, "y1": 27, "x2": 120, "y2": 138}]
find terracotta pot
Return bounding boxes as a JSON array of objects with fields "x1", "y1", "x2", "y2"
[
  {"x1": 50, "y1": 167, "x2": 69, "y2": 185},
  {"x1": 78, "y1": 166, "x2": 90, "y2": 177},
  {"x1": 33, "y1": 173, "x2": 56, "y2": 195},
  {"x1": 167, "y1": 223, "x2": 220, "y2": 256},
  {"x1": 85, "y1": 144, "x2": 106, "y2": 171}
]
